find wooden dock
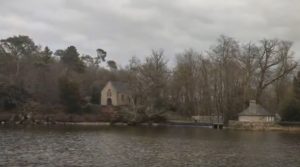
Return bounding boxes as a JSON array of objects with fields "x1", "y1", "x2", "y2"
[{"x1": 213, "y1": 123, "x2": 224, "y2": 129}]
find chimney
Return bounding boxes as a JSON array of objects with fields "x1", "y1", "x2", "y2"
[{"x1": 249, "y1": 100, "x2": 256, "y2": 108}]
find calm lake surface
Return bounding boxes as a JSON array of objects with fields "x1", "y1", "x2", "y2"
[{"x1": 0, "y1": 126, "x2": 300, "y2": 167}]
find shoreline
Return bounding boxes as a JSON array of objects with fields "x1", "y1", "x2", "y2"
[
  {"x1": 228, "y1": 120, "x2": 300, "y2": 132},
  {"x1": 1, "y1": 120, "x2": 300, "y2": 132},
  {"x1": 227, "y1": 126, "x2": 300, "y2": 132},
  {"x1": 1, "y1": 112, "x2": 300, "y2": 132}
]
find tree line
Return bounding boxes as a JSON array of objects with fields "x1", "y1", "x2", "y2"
[{"x1": 0, "y1": 35, "x2": 299, "y2": 122}]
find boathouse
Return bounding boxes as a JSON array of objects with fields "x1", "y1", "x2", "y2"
[{"x1": 238, "y1": 100, "x2": 275, "y2": 122}]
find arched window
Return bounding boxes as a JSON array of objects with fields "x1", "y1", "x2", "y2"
[{"x1": 107, "y1": 89, "x2": 112, "y2": 97}]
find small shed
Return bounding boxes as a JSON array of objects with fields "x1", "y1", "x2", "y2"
[{"x1": 238, "y1": 100, "x2": 275, "y2": 122}]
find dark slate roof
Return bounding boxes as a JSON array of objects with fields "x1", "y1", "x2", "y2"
[
  {"x1": 110, "y1": 81, "x2": 129, "y2": 94},
  {"x1": 239, "y1": 103, "x2": 273, "y2": 116}
]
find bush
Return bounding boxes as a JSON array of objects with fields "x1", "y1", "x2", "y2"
[
  {"x1": 281, "y1": 99, "x2": 300, "y2": 122},
  {"x1": 150, "y1": 115, "x2": 167, "y2": 123},
  {"x1": 0, "y1": 83, "x2": 30, "y2": 110}
]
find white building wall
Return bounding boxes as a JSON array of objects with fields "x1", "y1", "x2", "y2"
[
  {"x1": 101, "y1": 82, "x2": 118, "y2": 106},
  {"x1": 238, "y1": 116, "x2": 275, "y2": 122}
]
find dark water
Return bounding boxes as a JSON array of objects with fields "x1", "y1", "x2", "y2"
[{"x1": 0, "y1": 126, "x2": 300, "y2": 167}]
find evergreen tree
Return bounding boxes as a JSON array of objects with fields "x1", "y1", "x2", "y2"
[
  {"x1": 41, "y1": 46, "x2": 53, "y2": 63},
  {"x1": 293, "y1": 71, "x2": 300, "y2": 101},
  {"x1": 59, "y1": 77, "x2": 82, "y2": 113},
  {"x1": 55, "y1": 46, "x2": 85, "y2": 72},
  {"x1": 281, "y1": 71, "x2": 300, "y2": 122}
]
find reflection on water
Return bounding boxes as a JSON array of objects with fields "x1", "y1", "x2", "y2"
[{"x1": 0, "y1": 126, "x2": 300, "y2": 167}]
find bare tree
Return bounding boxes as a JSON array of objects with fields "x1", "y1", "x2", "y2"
[
  {"x1": 254, "y1": 40, "x2": 297, "y2": 101},
  {"x1": 127, "y1": 50, "x2": 170, "y2": 119}
]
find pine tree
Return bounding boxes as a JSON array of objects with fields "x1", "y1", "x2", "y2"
[{"x1": 59, "y1": 77, "x2": 82, "y2": 113}]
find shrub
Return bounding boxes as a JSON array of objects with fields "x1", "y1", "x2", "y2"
[
  {"x1": 281, "y1": 99, "x2": 300, "y2": 122},
  {"x1": 58, "y1": 77, "x2": 82, "y2": 113},
  {"x1": 0, "y1": 83, "x2": 30, "y2": 110}
]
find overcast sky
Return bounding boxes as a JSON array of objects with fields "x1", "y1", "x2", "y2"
[{"x1": 1, "y1": 0, "x2": 300, "y2": 66}]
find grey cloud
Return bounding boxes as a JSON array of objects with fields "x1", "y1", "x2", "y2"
[{"x1": 0, "y1": 0, "x2": 300, "y2": 66}]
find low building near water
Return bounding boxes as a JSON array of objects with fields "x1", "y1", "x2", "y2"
[
  {"x1": 192, "y1": 115, "x2": 223, "y2": 124},
  {"x1": 101, "y1": 81, "x2": 131, "y2": 106},
  {"x1": 238, "y1": 100, "x2": 275, "y2": 122}
]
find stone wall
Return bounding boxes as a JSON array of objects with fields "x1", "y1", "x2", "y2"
[
  {"x1": 192, "y1": 115, "x2": 223, "y2": 123},
  {"x1": 229, "y1": 120, "x2": 281, "y2": 130},
  {"x1": 116, "y1": 93, "x2": 130, "y2": 106}
]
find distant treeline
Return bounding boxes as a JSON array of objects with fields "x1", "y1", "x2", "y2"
[{"x1": 0, "y1": 35, "x2": 299, "y2": 122}]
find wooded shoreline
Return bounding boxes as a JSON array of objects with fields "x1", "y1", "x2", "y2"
[
  {"x1": 1, "y1": 112, "x2": 300, "y2": 132},
  {"x1": 1, "y1": 35, "x2": 300, "y2": 125}
]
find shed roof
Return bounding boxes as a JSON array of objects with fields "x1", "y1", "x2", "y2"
[
  {"x1": 239, "y1": 100, "x2": 273, "y2": 116},
  {"x1": 110, "y1": 81, "x2": 129, "y2": 94}
]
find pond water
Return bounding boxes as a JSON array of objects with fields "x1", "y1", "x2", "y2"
[{"x1": 0, "y1": 125, "x2": 300, "y2": 167}]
